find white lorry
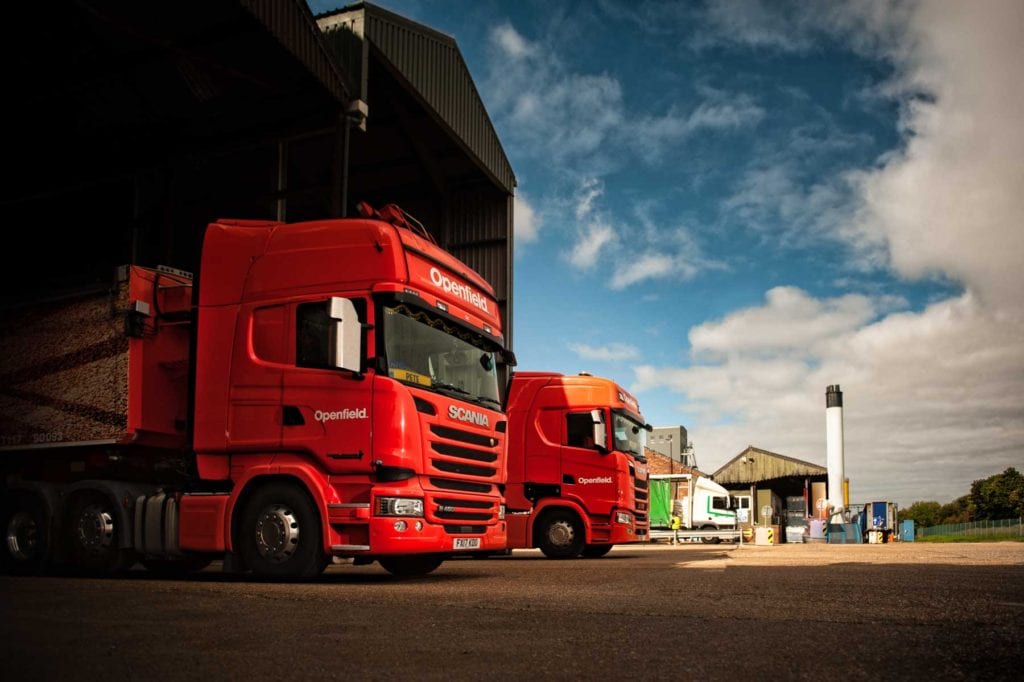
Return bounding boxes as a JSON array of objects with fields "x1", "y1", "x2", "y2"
[{"x1": 648, "y1": 473, "x2": 744, "y2": 543}]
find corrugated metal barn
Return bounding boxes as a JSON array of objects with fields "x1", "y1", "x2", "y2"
[
  {"x1": 2, "y1": 0, "x2": 515, "y2": 345},
  {"x1": 713, "y1": 446, "x2": 828, "y2": 525}
]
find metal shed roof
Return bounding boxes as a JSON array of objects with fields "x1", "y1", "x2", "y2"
[
  {"x1": 317, "y1": 2, "x2": 516, "y2": 194},
  {"x1": 713, "y1": 446, "x2": 827, "y2": 486}
]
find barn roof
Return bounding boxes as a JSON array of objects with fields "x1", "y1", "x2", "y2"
[{"x1": 713, "y1": 445, "x2": 827, "y2": 485}]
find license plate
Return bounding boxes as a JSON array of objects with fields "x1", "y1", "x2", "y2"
[{"x1": 453, "y1": 537, "x2": 481, "y2": 550}]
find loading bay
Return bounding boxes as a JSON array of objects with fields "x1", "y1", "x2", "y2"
[{"x1": 2, "y1": 543, "x2": 1021, "y2": 680}]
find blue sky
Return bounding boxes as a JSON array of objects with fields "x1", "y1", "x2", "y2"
[{"x1": 310, "y1": 1, "x2": 1024, "y2": 507}]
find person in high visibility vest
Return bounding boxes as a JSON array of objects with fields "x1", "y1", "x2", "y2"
[{"x1": 670, "y1": 515, "x2": 681, "y2": 544}]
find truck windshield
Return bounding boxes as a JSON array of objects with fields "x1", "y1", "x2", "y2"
[
  {"x1": 612, "y1": 411, "x2": 646, "y2": 457},
  {"x1": 381, "y1": 304, "x2": 500, "y2": 410}
]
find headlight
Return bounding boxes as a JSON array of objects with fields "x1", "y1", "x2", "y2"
[
  {"x1": 615, "y1": 511, "x2": 632, "y2": 524},
  {"x1": 498, "y1": 504, "x2": 506, "y2": 520},
  {"x1": 376, "y1": 497, "x2": 424, "y2": 517}
]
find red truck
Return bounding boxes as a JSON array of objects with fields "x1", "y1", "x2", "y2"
[
  {"x1": 0, "y1": 203, "x2": 511, "y2": 579},
  {"x1": 504, "y1": 372, "x2": 650, "y2": 558}
]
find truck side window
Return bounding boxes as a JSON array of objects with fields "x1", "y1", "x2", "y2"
[
  {"x1": 296, "y1": 299, "x2": 367, "y2": 369},
  {"x1": 712, "y1": 496, "x2": 729, "y2": 510},
  {"x1": 566, "y1": 412, "x2": 595, "y2": 448},
  {"x1": 296, "y1": 302, "x2": 331, "y2": 368}
]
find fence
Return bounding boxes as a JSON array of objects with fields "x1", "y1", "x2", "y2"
[{"x1": 918, "y1": 517, "x2": 1023, "y2": 538}]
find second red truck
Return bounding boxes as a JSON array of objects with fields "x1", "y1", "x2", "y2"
[{"x1": 503, "y1": 372, "x2": 650, "y2": 558}]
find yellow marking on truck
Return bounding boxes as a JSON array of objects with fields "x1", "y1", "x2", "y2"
[{"x1": 391, "y1": 368, "x2": 432, "y2": 386}]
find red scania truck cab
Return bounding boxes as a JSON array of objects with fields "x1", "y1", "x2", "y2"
[
  {"x1": 504, "y1": 372, "x2": 650, "y2": 558},
  {"x1": 0, "y1": 204, "x2": 511, "y2": 579}
]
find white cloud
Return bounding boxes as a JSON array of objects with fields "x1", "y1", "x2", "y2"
[
  {"x1": 689, "y1": 287, "x2": 879, "y2": 358},
  {"x1": 634, "y1": 291, "x2": 1024, "y2": 507},
  {"x1": 575, "y1": 178, "x2": 603, "y2": 220},
  {"x1": 484, "y1": 26, "x2": 625, "y2": 165},
  {"x1": 635, "y1": 96, "x2": 765, "y2": 162},
  {"x1": 850, "y1": 0, "x2": 1024, "y2": 311},
  {"x1": 566, "y1": 221, "x2": 616, "y2": 270},
  {"x1": 484, "y1": 21, "x2": 762, "y2": 170},
  {"x1": 564, "y1": 179, "x2": 616, "y2": 271},
  {"x1": 563, "y1": 184, "x2": 727, "y2": 286},
  {"x1": 514, "y1": 193, "x2": 539, "y2": 244},
  {"x1": 569, "y1": 342, "x2": 640, "y2": 362},
  {"x1": 610, "y1": 253, "x2": 676, "y2": 290},
  {"x1": 492, "y1": 23, "x2": 536, "y2": 60},
  {"x1": 689, "y1": 0, "x2": 912, "y2": 56},
  {"x1": 611, "y1": 253, "x2": 699, "y2": 290},
  {"x1": 626, "y1": 1, "x2": 1024, "y2": 507}
]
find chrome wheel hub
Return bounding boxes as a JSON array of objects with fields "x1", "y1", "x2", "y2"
[
  {"x1": 6, "y1": 512, "x2": 39, "y2": 560},
  {"x1": 548, "y1": 520, "x2": 575, "y2": 548},
  {"x1": 76, "y1": 504, "x2": 115, "y2": 551},
  {"x1": 254, "y1": 504, "x2": 300, "y2": 563}
]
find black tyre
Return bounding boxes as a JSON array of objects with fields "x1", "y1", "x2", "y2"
[
  {"x1": 536, "y1": 509, "x2": 584, "y2": 559},
  {"x1": 700, "y1": 525, "x2": 722, "y2": 544},
  {"x1": 378, "y1": 555, "x2": 444, "y2": 577},
  {"x1": 238, "y1": 482, "x2": 328, "y2": 580},
  {"x1": 65, "y1": 493, "x2": 134, "y2": 575},
  {"x1": 581, "y1": 543, "x2": 613, "y2": 558},
  {"x1": 1, "y1": 493, "x2": 51, "y2": 575}
]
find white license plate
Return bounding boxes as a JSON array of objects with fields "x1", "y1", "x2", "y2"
[{"x1": 453, "y1": 537, "x2": 481, "y2": 550}]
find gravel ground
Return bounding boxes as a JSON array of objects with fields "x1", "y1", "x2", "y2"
[{"x1": 2, "y1": 542, "x2": 1021, "y2": 681}]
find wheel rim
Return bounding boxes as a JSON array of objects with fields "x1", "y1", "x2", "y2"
[
  {"x1": 254, "y1": 504, "x2": 300, "y2": 564},
  {"x1": 547, "y1": 520, "x2": 576, "y2": 548},
  {"x1": 6, "y1": 511, "x2": 39, "y2": 561},
  {"x1": 75, "y1": 504, "x2": 115, "y2": 552}
]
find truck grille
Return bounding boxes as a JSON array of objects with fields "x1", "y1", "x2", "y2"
[
  {"x1": 427, "y1": 423, "x2": 501, "y2": 482},
  {"x1": 423, "y1": 418, "x2": 502, "y2": 530},
  {"x1": 443, "y1": 525, "x2": 486, "y2": 534},
  {"x1": 429, "y1": 477, "x2": 493, "y2": 494},
  {"x1": 633, "y1": 469, "x2": 649, "y2": 531},
  {"x1": 432, "y1": 460, "x2": 496, "y2": 477},
  {"x1": 433, "y1": 497, "x2": 494, "y2": 521}
]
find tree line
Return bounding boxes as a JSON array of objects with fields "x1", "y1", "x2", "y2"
[{"x1": 898, "y1": 467, "x2": 1024, "y2": 528}]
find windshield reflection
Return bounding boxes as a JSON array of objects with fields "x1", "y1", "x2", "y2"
[
  {"x1": 381, "y1": 304, "x2": 500, "y2": 409},
  {"x1": 612, "y1": 412, "x2": 646, "y2": 457}
]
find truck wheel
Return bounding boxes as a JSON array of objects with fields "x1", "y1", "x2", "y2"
[
  {"x1": 378, "y1": 555, "x2": 444, "y2": 577},
  {"x1": 2, "y1": 493, "x2": 51, "y2": 575},
  {"x1": 65, "y1": 493, "x2": 134, "y2": 574},
  {"x1": 700, "y1": 525, "x2": 721, "y2": 544},
  {"x1": 536, "y1": 509, "x2": 584, "y2": 559},
  {"x1": 238, "y1": 482, "x2": 328, "y2": 581},
  {"x1": 581, "y1": 543, "x2": 613, "y2": 558}
]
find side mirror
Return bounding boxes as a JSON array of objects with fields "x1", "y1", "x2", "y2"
[
  {"x1": 499, "y1": 348, "x2": 518, "y2": 367},
  {"x1": 590, "y1": 409, "x2": 608, "y2": 452},
  {"x1": 328, "y1": 297, "x2": 362, "y2": 373}
]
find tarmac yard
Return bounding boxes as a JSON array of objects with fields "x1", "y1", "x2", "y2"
[{"x1": 2, "y1": 542, "x2": 1022, "y2": 680}]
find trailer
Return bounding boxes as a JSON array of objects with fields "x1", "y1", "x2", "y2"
[{"x1": 648, "y1": 473, "x2": 740, "y2": 543}]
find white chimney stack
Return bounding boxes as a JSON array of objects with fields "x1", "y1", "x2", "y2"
[{"x1": 826, "y1": 384, "x2": 845, "y2": 516}]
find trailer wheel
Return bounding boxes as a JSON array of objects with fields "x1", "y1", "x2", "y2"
[
  {"x1": 238, "y1": 482, "x2": 328, "y2": 581},
  {"x1": 65, "y1": 493, "x2": 134, "y2": 574},
  {"x1": 378, "y1": 555, "x2": 444, "y2": 577},
  {"x1": 699, "y1": 525, "x2": 722, "y2": 544},
  {"x1": 581, "y1": 543, "x2": 613, "y2": 558},
  {"x1": 1, "y1": 493, "x2": 51, "y2": 575},
  {"x1": 536, "y1": 509, "x2": 584, "y2": 559}
]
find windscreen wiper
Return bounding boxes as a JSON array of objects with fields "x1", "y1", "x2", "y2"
[{"x1": 432, "y1": 381, "x2": 472, "y2": 397}]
